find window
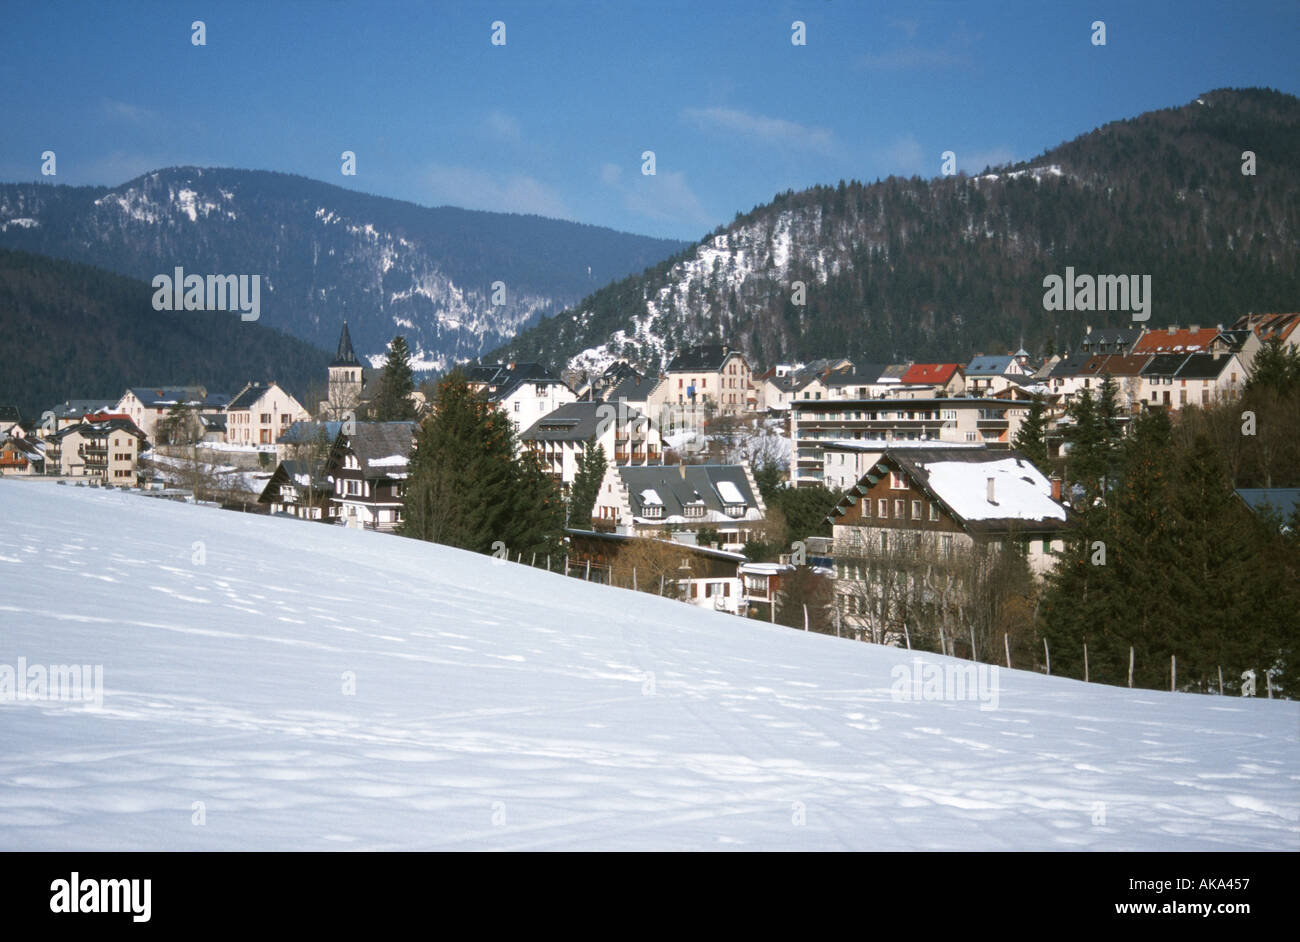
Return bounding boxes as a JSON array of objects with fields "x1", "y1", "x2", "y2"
[
  {"x1": 514, "y1": 401, "x2": 520, "y2": 412},
  {"x1": 965, "y1": 432, "x2": 979, "y2": 442},
  {"x1": 912, "y1": 500, "x2": 922, "y2": 519},
  {"x1": 890, "y1": 471, "x2": 907, "y2": 489},
  {"x1": 941, "y1": 535, "x2": 953, "y2": 557},
  {"x1": 929, "y1": 502, "x2": 939, "y2": 521},
  {"x1": 260, "y1": 413, "x2": 271, "y2": 423},
  {"x1": 878, "y1": 499, "x2": 887, "y2": 517},
  {"x1": 895, "y1": 499, "x2": 905, "y2": 518}
]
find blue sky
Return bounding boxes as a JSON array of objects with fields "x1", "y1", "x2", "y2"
[{"x1": 2, "y1": 0, "x2": 1296, "y2": 241}]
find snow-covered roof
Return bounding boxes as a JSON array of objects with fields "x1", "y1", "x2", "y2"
[
  {"x1": 923, "y1": 457, "x2": 1065, "y2": 523},
  {"x1": 715, "y1": 480, "x2": 745, "y2": 504}
]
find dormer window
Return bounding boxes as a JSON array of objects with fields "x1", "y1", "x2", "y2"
[
  {"x1": 684, "y1": 503, "x2": 705, "y2": 518},
  {"x1": 643, "y1": 504, "x2": 663, "y2": 519}
]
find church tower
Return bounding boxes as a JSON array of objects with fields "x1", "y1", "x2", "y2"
[{"x1": 322, "y1": 321, "x2": 363, "y2": 418}]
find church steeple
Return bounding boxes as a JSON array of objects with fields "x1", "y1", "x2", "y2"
[{"x1": 331, "y1": 321, "x2": 359, "y2": 367}]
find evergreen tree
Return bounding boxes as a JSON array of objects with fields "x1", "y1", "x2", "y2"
[
  {"x1": 402, "y1": 371, "x2": 563, "y2": 557},
  {"x1": 1063, "y1": 388, "x2": 1105, "y2": 505},
  {"x1": 1012, "y1": 392, "x2": 1049, "y2": 473},
  {"x1": 1245, "y1": 337, "x2": 1300, "y2": 396},
  {"x1": 372, "y1": 335, "x2": 417, "y2": 421},
  {"x1": 568, "y1": 437, "x2": 607, "y2": 528}
]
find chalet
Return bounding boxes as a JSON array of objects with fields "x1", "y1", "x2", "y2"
[
  {"x1": 0, "y1": 435, "x2": 44, "y2": 475},
  {"x1": 465, "y1": 362, "x2": 577, "y2": 433},
  {"x1": 827, "y1": 448, "x2": 1073, "y2": 638},
  {"x1": 1042, "y1": 352, "x2": 1093, "y2": 403},
  {"x1": 738, "y1": 561, "x2": 797, "y2": 619},
  {"x1": 565, "y1": 528, "x2": 746, "y2": 614},
  {"x1": 258, "y1": 459, "x2": 336, "y2": 521},
  {"x1": 592, "y1": 463, "x2": 766, "y2": 551},
  {"x1": 656, "y1": 343, "x2": 754, "y2": 416},
  {"x1": 56, "y1": 414, "x2": 147, "y2": 482},
  {"x1": 225, "y1": 382, "x2": 310, "y2": 446},
  {"x1": 325, "y1": 421, "x2": 417, "y2": 531},
  {"x1": 896, "y1": 363, "x2": 966, "y2": 398},
  {"x1": 520, "y1": 401, "x2": 663, "y2": 495}
]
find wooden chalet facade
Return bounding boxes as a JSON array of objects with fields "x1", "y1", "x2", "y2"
[{"x1": 325, "y1": 421, "x2": 417, "y2": 531}]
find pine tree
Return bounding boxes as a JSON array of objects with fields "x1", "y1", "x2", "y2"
[
  {"x1": 1064, "y1": 387, "x2": 1104, "y2": 504},
  {"x1": 403, "y1": 371, "x2": 563, "y2": 558},
  {"x1": 372, "y1": 335, "x2": 417, "y2": 421},
  {"x1": 1012, "y1": 392, "x2": 1049, "y2": 473},
  {"x1": 567, "y1": 437, "x2": 607, "y2": 529}
]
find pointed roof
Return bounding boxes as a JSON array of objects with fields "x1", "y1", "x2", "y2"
[{"x1": 331, "y1": 321, "x2": 360, "y2": 368}]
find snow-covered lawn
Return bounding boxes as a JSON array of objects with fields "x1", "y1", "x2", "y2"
[{"x1": 0, "y1": 482, "x2": 1295, "y2": 851}]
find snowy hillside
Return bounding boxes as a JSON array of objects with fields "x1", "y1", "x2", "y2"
[{"x1": 1, "y1": 482, "x2": 1296, "y2": 851}]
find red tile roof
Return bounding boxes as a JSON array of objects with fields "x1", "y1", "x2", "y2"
[
  {"x1": 1132, "y1": 327, "x2": 1219, "y2": 354},
  {"x1": 900, "y1": 363, "x2": 962, "y2": 385},
  {"x1": 1231, "y1": 313, "x2": 1300, "y2": 343}
]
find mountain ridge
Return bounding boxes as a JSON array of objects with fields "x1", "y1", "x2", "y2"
[
  {"x1": 487, "y1": 87, "x2": 1300, "y2": 373},
  {"x1": 0, "y1": 167, "x2": 687, "y2": 373}
]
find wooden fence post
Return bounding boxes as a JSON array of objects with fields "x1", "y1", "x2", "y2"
[
  {"x1": 585, "y1": 559, "x2": 590, "y2": 581},
  {"x1": 1004, "y1": 632, "x2": 1011, "y2": 669},
  {"x1": 902, "y1": 622, "x2": 911, "y2": 650},
  {"x1": 969, "y1": 625, "x2": 977, "y2": 662},
  {"x1": 632, "y1": 567, "x2": 637, "y2": 591},
  {"x1": 1171, "y1": 654, "x2": 1176, "y2": 693},
  {"x1": 1043, "y1": 637, "x2": 1051, "y2": 676},
  {"x1": 1128, "y1": 646, "x2": 1134, "y2": 689},
  {"x1": 1218, "y1": 666, "x2": 1223, "y2": 695},
  {"x1": 1083, "y1": 642, "x2": 1089, "y2": 684}
]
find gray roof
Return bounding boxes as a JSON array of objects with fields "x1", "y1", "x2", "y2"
[
  {"x1": 616, "y1": 464, "x2": 760, "y2": 520},
  {"x1": 466, "y1": 362, "x2": 568, "y2": 402},
  {"x1": 46, "y1": 400, "x2": 117, "y2": 420},
  {"x1": 227, "y1": 383, "x2": 274, "y2": 411},
  {"x1": 1236, "y1": 488, "x2": 1300, "y2": 521},
  {"x1": 521, "y1": 401, "x2": 646, "y2": 443},
  {"x1": 605, "y1": 374, "x2": 659, "y2": 403},
  {"x1": 127, "y1": 386, "x2": 218, "y2": 408},
  {"x1": 279, "y1": 420, "x2": 344, "y2": 446},
  {"x1": 823, "y1": 364, "x2": 891, "y2": 387},
  {"x1": 966, "y1": 355, "x2": 1016, "y2": 376},
  {"x1": 258, "y1": 459, "x2": 331, "y2": 504},
  {"x1": 1047, "y1": 353, "x2": 1091, "y2": 379},
  {"x1": 666, "y1": 344, "x2": 743, "y2": 372},
  {"x1": 1173, "y1": 352, "x2": 1237, "y2": 380},
  {"x1": 338, "y1": 421, "x2": 417, "y2": 474}
]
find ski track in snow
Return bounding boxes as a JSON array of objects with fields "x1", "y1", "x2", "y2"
[{"x1": 0, "y1": 483, "x2": 1296, "y2": 851}]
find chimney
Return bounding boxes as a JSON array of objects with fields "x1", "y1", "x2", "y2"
[
  {"x1": 1050, "y1": 475, "x2": 1062, "y2": 501},
  {"x1": 679, "y1": 462, "x2": 686, "y2": 479},
  {"x1": 986, "y1": 476, "x2": 996, "y2": 503},
  {"x1": 1167, "y1": 325, "x2": 1176, "y2": 335},
  {"x1": 1190, "y1": 324, "x2": 1199, "y2": 333}
]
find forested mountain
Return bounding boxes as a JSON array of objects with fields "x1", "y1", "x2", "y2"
[
  {"x1": 0, "y1": 168, "x2": 685, "y2": 372},
  {"x1": 489, "y1": 88, "x2": 1300, "y2": 372},
  {"x1": 0, "y1": 249, "x2": 329, "y2": 420}
]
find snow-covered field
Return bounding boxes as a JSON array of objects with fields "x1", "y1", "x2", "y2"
[{"x1": 1, "y1": 482, "x2": 1296, "y2": 851}]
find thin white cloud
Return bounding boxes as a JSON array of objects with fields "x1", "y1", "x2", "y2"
[
  {"x1": 101, "y1": 98, "x2": 160, "y2": 124},
  {"x1": 483, "y1": 110, "x2": 522, "y2": 143},
  {"x1": 599, "y1": 162, "x2": 711, "y2": 228},
  {"x1": 861, "y1": 27, "x2": 981, "y2": 71},
  {"x1": 425, "y1": 164, "x2": 573, "y2": 219},
  {"x1": 682, "y1": 106, "x2": 836, "y2": 155}
]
